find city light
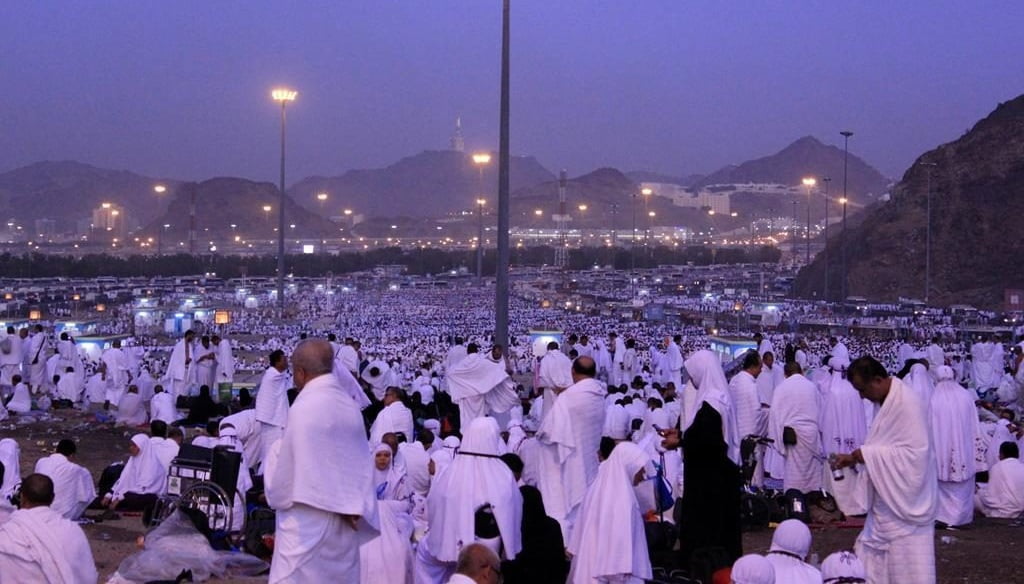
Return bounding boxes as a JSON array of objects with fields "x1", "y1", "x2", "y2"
[
  {"x1": 153, "y1": 185, "x2": 166, "y2": 193},
  {"x1": 271, "y1": 88, "x2": 298, "y2": 102}
]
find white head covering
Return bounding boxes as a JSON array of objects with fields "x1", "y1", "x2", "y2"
[
  {"x1": 730, "y1": 554, "x2": 775, "y2": 584},
  {"x1": 111, "y1": 434, "x2": 166, "y2": 499},
  {"x1": 0, "y1": 438, "x2": 21, "y2": 499},
  {"x1": 936, "y1": 365, "x2": 955, "y2": 381},
  {"x1": 769, "y1": 519, "x2": 811, "y2": 559},
  {"x1": 425, "y1": 417, "x2": 523, "y2": 562},
  {"x1": 682, "y1": 350, "x2": 741, "y2": 464},
  {"x1": 821, "y1": 551, "x2": 866, "y2": 583},
  {"x1": 371, "y1": 442, "x2": 405, "y2": 500},
  {"x1": 906, "y1": 362, "x2": 934, "y2": 403},
  {"x1": 423, "y1": 419, "x2": 441, "y2": 439},
  {"x1": 567, "y1": 441, "x2": 652, "y2": 582}
]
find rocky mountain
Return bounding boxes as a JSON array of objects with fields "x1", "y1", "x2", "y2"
[
  {"x1": 511, "y1": 167, "x2": 728, "y2": 233},
  {"x1": 0, "y1": 161, "x2": 176, "y2": 231},
  {"x1": 139, "y1": 177, "x2": 340, "y2": 245},
  {"x1": 288, "y1": 150, "x2": 555, "y2": 219},
  {"x1": 794, "y1": 95, "x2": 1024, "y2": 308},
  {"x1": 696, "y1": 136, "x2": 891, "y2": 204},
  {"x1": 625, "y1": 170, "x2": 704, "y2": 187}
]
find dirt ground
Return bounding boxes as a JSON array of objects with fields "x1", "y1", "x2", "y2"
[{"x1": 4, "y1": 412, "x2": 1023, "y2": 583}]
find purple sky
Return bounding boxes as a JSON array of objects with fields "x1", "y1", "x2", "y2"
[{"x1": 1, "y1": 2, "x2": 1021, "y2": 183}]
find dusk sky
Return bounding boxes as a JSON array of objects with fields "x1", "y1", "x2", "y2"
[{"x1": 2, "y1": 2, "x2": 1022, "y2": 183}]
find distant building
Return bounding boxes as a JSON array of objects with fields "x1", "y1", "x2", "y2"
[
  {"x1": 641, "y1": 182, "x2": 731, "y2": 214},
  {"x1": 91, "y1": 203, "x2": 127, "y2": 237},
  {"x1": 34, "y1": 218, "x2": 57, "y2": 238},
  {"x1": 450, "y1": 116, "x2": 465, "y2": 152}
]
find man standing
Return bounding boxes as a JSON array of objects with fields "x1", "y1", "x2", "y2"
[
  {"x1": 768, "y1": 362, "x2": 823, "y2": 494},
  {"x1": 536, "y1": 356, "x2": 606, "y2": 539},
  {"x1": 833, "y1": 356, "x2": 937, "y2": 583},
  {"x1": 166, "y1": 330, "x2": 196, "y2": 400},
  {"x1": 265, "y1": 339, "x2": 377, "y2": 583},
  {"x1": 255, "y1": 349, "x2": 290, "y2": 472},
  {"x1": 101, "y1": 339, "x2": 130, "y2": 408},
  {"x1": 0, "y1": 473, "x2": 97, "y2": 584},
  {"x1": 0, "y1": 326, "x2": 22, "y2": 390},
  {"x1": 930, "y1": 366, "x2": 979, "y2": 527},
  {"x1": 193, "y1": 335, "x2": 217, "y2": 392},
  {"x1": 536, "y1": 341, "x2": 573, "y2": 421},
  {"x1": 212, "y1": 334, "x2": 235, "y2": 390},
  {"x1": 26, "y1": 325, "x2": 49, "y2": 393},
  {"x1": 664, "y1": 335, "x2": 684, "y2": 391},
  {"x1": 446, "y1": 344, "x2": 518, "y2": 426}
]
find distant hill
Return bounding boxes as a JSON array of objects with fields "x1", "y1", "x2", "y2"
[
  {"x1": 0, "y1": 161, "x2": 175, "y2": 231},
  {"x1": 288, "y1": 150, "x2": 555, "y2": 219},
  {"x1": 794, "y1": 95, "x2": 1024, "y2": 307},
  {"x1": 625, "y1": 170, "x2": 704, "y2": 187},
  {"x1": 139, "y1": 177, "x2": 340, "y2": 246},
  {"x1": 511, "y1": 167, "x2": 724, "y2": 233},
  {"x1": 697, "y1": 136, "x2": 891, "y2": 204}
]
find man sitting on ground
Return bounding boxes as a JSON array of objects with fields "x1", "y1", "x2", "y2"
[
  {"x1": 976, "y1": 441, "x2": 1024, "y2": 518},
  {"x1": 33, "y1": 439, "x2": 96, "y2": 520},
  {"x1": 0, "y1": 473, "x2": 97, "y2": 584}
]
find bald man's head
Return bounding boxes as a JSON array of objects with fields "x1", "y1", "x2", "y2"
[
  {"x1": 292, "y1": 339, "x2": 334, "y2": 389},
  {"x1": 572, "y1": 356, "x2": 597, "y2": 381},
  {"x1": 19, "y1": 473, "x2": 55, "y2": 509},
  {"x1": 454, "y1": 543, "x2": 501, "y2": 583}
]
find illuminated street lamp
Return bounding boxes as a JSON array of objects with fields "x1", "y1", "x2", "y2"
[
  {"x1": 802, "y1": 177, "x2": 816, "y2": 264},
  {"x1": 533, "y1": 209, "x2": 543, "y2": 217},
  {"x1": 271, "y1": 87, "x2": 297, "y2": 317},
  {"x1": 476, "y1": 198, "x2": 486, "y2": 277},
  {"x1": 316, "y1": 192, "x2": 328, "y2": 213}
]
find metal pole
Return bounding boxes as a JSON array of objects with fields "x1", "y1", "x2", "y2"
[
  {"x1": 494, "y1": 0, "x2": 511, "y2": 350},
  {"x1": 805, "y1": 185, "x2": 811, "y2": 265},
  {"x1": 277, "y1": 100, "x2": 286, "y2": 318},
  {"x1": 631, "y1": 193, "x2": 637, "y2": 297},
  {"x1": 823, "y1": 177, "x2": 830, "y2": 301},
  {"x1": 840, "y1": 130, "x2": 853, "y2": 302},
  {"x1": 477, "y1": 200, "x2": 484, "y2": 278}
]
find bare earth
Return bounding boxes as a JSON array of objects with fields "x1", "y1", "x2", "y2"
[{"x1": 4, "y1": 413, "x2": 1022, "y2": 583}]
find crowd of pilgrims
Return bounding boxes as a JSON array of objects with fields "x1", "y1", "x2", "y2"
[{"x1": 0, "y1": 288, "x2": 1022, "y2": 583}]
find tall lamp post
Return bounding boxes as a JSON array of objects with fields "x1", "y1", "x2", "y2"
[
  {"x1": 921, "y1": 162, "x2": 938, "y2": 304},
  {"x1": 822, "y1": 176, "x2": 831, "y2": 301},
  {"x1": 840, "y1": 130, "x2": 853, "y2": 302},
  {"x1": 476, "y1": 198, "x2": 486, "y2": 277},
  {"x1": 271, "y1": 87, "x2": 297, "y2": 318},
  {"x1": 472, "y1": 153, "x2": 492, "y2": 278},
  {"x1": 801, "y1": 177, "x2": 816, "y2": 265},
  {"x1": 494, "y1": 0, "x2": 511, "y2": 350}
]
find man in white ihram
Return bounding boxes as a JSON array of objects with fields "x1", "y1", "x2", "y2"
[
  {"x1": 0, "y1": 473, "x2": 97, "y2": 584},
  {"x1": 254, "y1": 350, "x2": 290, "y2": 472},
  {"x1": 265, "y1": 339, "x2": 377, "y2": 583},
  {"x1": 445, "y1": 344, "x2": 519, "y2": 425},
  {"x1": 536, "y1": 341, "x2": 573, "y2": 422},
  {"x1": 536, "y1": 355, "x2": 606, "y2": 539},
  {"x1": 832, "y1": 356, "x2": 937, "y2": 583}
]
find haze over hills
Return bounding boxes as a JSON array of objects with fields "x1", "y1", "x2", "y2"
[
  {"x1": 0, "y1": 161, "x2": 178, "y2": 231},
  {"x1": 696, "y1": 136, "x2": 891, "y2": 204},
  {"x1": 139, "y1": 178, "x2": 340, "y2": 246},
  {"x1": 287, "y1": 150, "x2": 555, "y2": 218},
  {"x1": 794, "y1": 94, "x2": 1024, "y2": 308},
  {"x1": 0, "y1": 137, "x2": 892, "y2": 241}
]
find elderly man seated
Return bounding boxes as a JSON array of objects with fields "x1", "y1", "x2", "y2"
[
  {"x1": 976, "y1": 441, "x2": 1024, "y2": 518},
  {"x1": 445, "y1": 543, "x2": 502, "y2": 584},
  {"x1": 0, "y1": 473, "x2": 98, "y2": 584}
]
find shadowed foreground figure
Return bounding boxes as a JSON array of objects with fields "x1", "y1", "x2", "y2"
[{"x1": 0, "y1": 473, "x2": 98, "y2": 584}]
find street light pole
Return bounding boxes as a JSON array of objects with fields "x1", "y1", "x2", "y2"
[
  {"x1": 476, "y1": 198, "x2": 486, "y2": 277},
  {"x1": 822, "y1": 177, "x2": 831, "y2": 301},
  {"x1": 494, "y1": 0, "x2": 511, "y2": 350},
  {"x1": 802, "y1": 177, "x2": 816, "y2": 266},
  {"x1": 272, "y1": 88, "x2": 297, "y2": 318},
  {"x1": 840, "y1": 130, "x2": 853, "y2": 302}
]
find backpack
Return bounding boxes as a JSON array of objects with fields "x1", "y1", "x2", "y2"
[
  {"x1": 0, "y1": 336, "x2": 11, "y2": 355},
  {"x1": 739, "y1": 491, "x2": 772, "y2": 531},
  {"x1": 807, "y1": 490, "x2": 845, "y2": 524},
  {"x1": 243, "y1": 508, "x2": 277, "y2": 559}
]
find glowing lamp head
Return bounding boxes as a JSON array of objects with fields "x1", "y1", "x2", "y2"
[
  {"x1": 708, "y1": 210, "x2": 715, "y2": 215},
  {"x1": 578, "y1": 204, "x2": 588, "y2": 211},
  {"x1": 262, "y1": 205, "x2": 272, "y2": 212},
  {"x1": 316, "y1": 192, "x2": 328, "y2": 201},
  {"x1": 476, "y1": 198, "x2": 486, "y2": 206},
  {"x1": 802, "y1": 177, "x2": 817, "y2": 187},
  {"x1": 272, "y1": 88, "x2": 298, "y2": 102},
  {"x1": 101, "y1": 202, "x2": 112, "y2": 209},
  {"x1": 343, "y1": 209, "x2": 353, "y2": 216},
  {"x1": 730, "y1": 212, "x2": 738, "y2": 217},
  {"x1": 648, "y1": 211, "x2": 656, "y2": 218},
  {"x1": 641, "y1": 187, "x2": 653, "y2": 196},
  {"x1": 154, "y1": 185, "x2": 166, "y2": 193},
  {"x1": 534, "y1": 209, "x2": 543, "y2": 216},
  {"x1": 472, "y1": 152, "x2": 492, "y2": 165},
  {"x1": 839, "y1": 197, "x2": 848, "y2": 205}
]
